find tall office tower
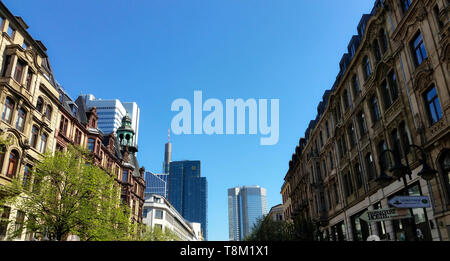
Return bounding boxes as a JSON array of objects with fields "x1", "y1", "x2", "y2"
[
  {"x1": 228, "y1": 186, "x2": 268, "y2": 241},
  {"x1": 169, "y1": 161, "x2": 208, "y2": 240},
  {"x1": 83, "y1": 95, "x2": 140, "y2": 147},
  {"x1": 163, "y1": 129, "x2": 172, "y2": 174},
  {"x1": 144, "y1": 172, "x2": 169, "y2": 199}
]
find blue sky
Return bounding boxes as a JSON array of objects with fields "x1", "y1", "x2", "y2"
[{"x1": 4, "y1": 0, "x2": 375, "y2": 240}]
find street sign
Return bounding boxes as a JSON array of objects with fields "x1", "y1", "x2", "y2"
[
  {"x1": 388, "y1": 196, "x2": 431, "y2": 209},
  {"x1": 359, "y1": 208, "x2": 411, "y2": 223}
]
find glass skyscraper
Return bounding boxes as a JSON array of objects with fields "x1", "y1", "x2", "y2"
[
  {"x1": 169, "y1": 160, "x2": 208, "y2": 240},
  {"x1": 144, "y1": 172, "x2": 169, "y2": 199},
  {"x1": 228, "y1": 186, "x2": 267, "y2": 241}
]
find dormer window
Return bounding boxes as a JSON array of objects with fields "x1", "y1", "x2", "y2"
[{"x1": 6, "y1": 26, "x2": 14, "y2": 38}]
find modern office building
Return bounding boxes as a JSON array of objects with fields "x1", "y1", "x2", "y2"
[
  {"x1": 228, "y1": 186, "x2": 268, "y2": 241},
  {"x1": 169, "y1": 160, "x2": 208, "y2": 240},
  {"x1": 83, "y1": 94, "x2": 140, "y2": 147},
  {"x1": 143, "y1": 194, "x2": 203, "y2": 241},
  {"x1": 144, "y1": 171, "x2": 169, "y2": 199},
  {"x1": 282, "y1": 0, "x2": 450, "y2": 241}
]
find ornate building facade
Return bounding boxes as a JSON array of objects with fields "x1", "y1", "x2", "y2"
[
  {"x1": 0, "y1": 1, "x2": 145, "y2": 240},
  {"x1": 282, "y1": 0, "x2": 450, "y2": 241}
]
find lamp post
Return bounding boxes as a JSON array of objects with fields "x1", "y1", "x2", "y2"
[{"x1": 375, "y1": 144, "x2": 437, "y2": 241}]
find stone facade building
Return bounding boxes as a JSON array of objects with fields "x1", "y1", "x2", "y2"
[
  {"x1": 282, "y1": 0, "x2": 450, "y2": 241},
  {"x1": 0, "y1": 1, "x2": 145, "y2": 240}
]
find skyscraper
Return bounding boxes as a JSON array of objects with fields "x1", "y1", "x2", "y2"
[
  {"x1": 228, "y1": 186, "x2": 268, "y2": 241},
  {"x1": 83, "y1": 94, "x2": 140, "y2": 147},
  {"x1": 169, "y1": 160, "x2": 207, "y2": 240},
  {"x1": 163, "y1": 129, "x2": 172, "y2": 174},
  {"x1": 144, "y1": 171, "x2": 169, "y2": 199}
]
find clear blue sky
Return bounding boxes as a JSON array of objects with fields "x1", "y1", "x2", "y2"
[{"x1": 4, "y1": 0, "x2": 375, "y2": 241}]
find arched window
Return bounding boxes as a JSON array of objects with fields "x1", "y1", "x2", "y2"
[
  {"x1": 6, "y1": 150, "x2": 19, "y2": 178},
  {"x1": 379, "y1": 28, "x2": 388, "y2": 54},
  {"x1": 39, "y1": 133, "x2": 48, "y2": 153},
  {"x1": 363, "y1": 56, "x2": 371, "y2": 80},
  {"x1": 45, "y1": 105, "x2": 52, "y2": 121},
  {"x1": 2, "y1": 97, "x2": 15, "y2": 124},
  {"x1": 36, "y1": 97, "x2": 44, "y2": 113},
  {"x1": 30, "y1": 125, "x2": 39, "y2": 148},
  {"x1": 15, "y1": 108, "x2": 26, "y2": 132}
]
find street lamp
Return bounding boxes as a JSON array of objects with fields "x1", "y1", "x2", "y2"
[{"x1": 376, "y1": 144, "x2": 438, "y2": 241}]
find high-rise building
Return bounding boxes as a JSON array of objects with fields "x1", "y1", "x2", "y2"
[
  {"x1": 163, "y1": 130, "x2": 172, "y2": 174},
  {"x1": 228, "y1": 186, "x2": 268, "y2": 241},
  {"x1": 144, "y1": 171, "x2": 169, "y2": 199},
  {"x1": 83, "y1": 95, "x2": 140, "y2": 147},
  {"x1": 169, "y1": 160, "x2": 208, "y2": 240}
]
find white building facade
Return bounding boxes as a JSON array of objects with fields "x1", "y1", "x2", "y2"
[{"x1": 143, "y1": 194, "x2": 203, "y2": 241}]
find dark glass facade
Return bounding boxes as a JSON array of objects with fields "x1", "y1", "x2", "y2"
[{"x1": 169, "y1": 160, "x2": 207, "y2": 240}]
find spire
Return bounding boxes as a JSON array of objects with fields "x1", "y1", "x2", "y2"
[{"x1": 168, "y1": 128, "x2": 170, "y2": 143}]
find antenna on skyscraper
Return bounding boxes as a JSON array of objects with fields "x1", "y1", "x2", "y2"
[{"x1": 168, "y1": 128, "x2": 170, "y2": 143}]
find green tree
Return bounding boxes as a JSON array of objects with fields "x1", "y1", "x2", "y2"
[
  {"x1": 244, "y1": 215, "x2": 316, "y2": 241},
  {"x1": 137, "y1": 225, "x2": 180, "y2": 241},
  {"x1": 0, "y1": 145, "x2": 134, "y2": 241}
]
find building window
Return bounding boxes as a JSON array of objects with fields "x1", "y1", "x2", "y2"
[
  {"x1": 22, "y1": 165, "x2": 32, "y2": 189},
  {"x1": 1, "y1": 55, "x2": 11, "y2": 77},
  {"x1": 333, "y1": 183, "x2": 339, "y2": 204},
  {"x1": 45, "y1": 105, "x2": 52, "y2": 121},
  {"x1": 343, "y1": 90, "x2": 350, "y2": 111},
  {"x1": 74, "y1": 129, "x2": 82, "y2": 145},
  {"x1": 370, "y1": 96, "x2": 380, "y2": 123},
  {"x1": 14, "y1": 59, "x2": 25, "y2": 83},
  {"x1": 411, "y1": 32, "x2": 427, "y2": 66},
  {"x1": 15, "y1": 108, "x2": 26, "y2": 132},
  {"x1": 433, "y1": 5, "x2": 444, "y2": 30},
  {"x1": 2, "y1": 97, "x2": 15, "y2": 124},
  {"x1": 155, "y1": 210, "x2": 163, "y2": 219},
  {"x1": 354, "y1": 163, "x2": 363, "y2": 189},
  {"x1": 363, "y1": 56, "x2": 371, "y2": 80},
  {"x1": 348, "y1": 125, "x2": 356, "y2": 148},
  {"x1": 0, "y1": 206, "x2": 11, "y2": 240},
  {"x1": 365, "y1": 153, "x2": 375, "y2": 181},
  {"x1": 378, "y1": 140, "x2": 388, "y2": 171},
  {"x1": 399, "y1": 122, "x2": 411, "y2": 155},
  {"x1": 358, "y1": 112, "x2": 367, "y2": 137},
  {"x1": 39, "y1": 133, "x2": 48, "y2": 153},
  {"x1": 424, "y1": 85, "x2": 442, "y2": 125},
  {"x1": 36, "y1": 97, "x2": 44, "y2": 113},
  {"x1": 88, "y1": 138, "x2": 95, "y2": 152},
  {"x1": 30, "y1": 125, "x2": 39, "y2": 148},
  {"x1": 14, "y1": 210, "x2": 25, "y2": 237},
  {"x1": 352, "y1": 74, "x2": 360, "y2": 97},
  {"x1": 401, "y1": 0, "x2": 412, "y2": 14},
  {"x1": 25, "y1": 70, "x2": 33, "y2": 91},
  {"x1": 329, "y1": 152, "x2": 334, "y2": 170},
  {"x1": 379, "y1": 29, "x2": 388, "y2": 54},
  {"x1": 122, "y1": 170, "x2": 128, "y2": 183},
  {"x1": 59, "y1": 117, "x2": 68, "y2": 136},
  {"x1": 391, "y1": 129, "x2": 403, "y2": 158},
  {"x1": 351, "y1": 210, "x2": 371, "y2": 241},
  {"x1": 6, "y1": 150, "x2": 19, "y2": 178},
  {"x1": 6, "y1": 26, "x2": 14, "y2": 38},
  {"x1": 343, "y1": 172, "x2": 354, "y2": 197},
  {"x1": 143, "y1": 209, "x2": 148, "y2": 218},
  {"x1": 373, "y1": 40, "x2": 381, "y2": 62},
  {"x1": 325, "y1": 121, "x2": 330, "y2": 138}
]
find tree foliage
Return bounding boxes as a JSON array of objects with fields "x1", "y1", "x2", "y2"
[
  {"x1": 137, "y1": 225, "x2": 180, "y2": 241},
  {"x1": 0, "y1": 145, "x2": 134, "y2": 241},
  {"x1": 244, "y1": 215, "x2": 316, "y2": 241}
]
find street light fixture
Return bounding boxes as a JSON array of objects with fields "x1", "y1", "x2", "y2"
[{"x1": 376, "y1": 144, "x2": 438, "y2": 241}]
